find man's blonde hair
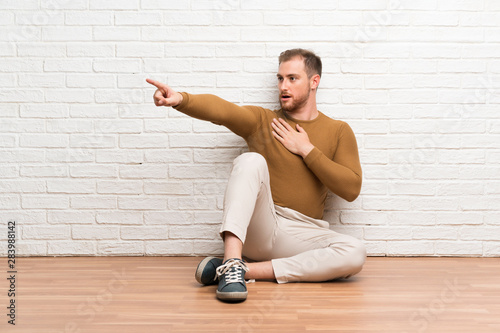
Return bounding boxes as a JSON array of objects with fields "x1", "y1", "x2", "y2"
[{"x1": 279, "y1": 48, "x2": 322, "y2": 78}]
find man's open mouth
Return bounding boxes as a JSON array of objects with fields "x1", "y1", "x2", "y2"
[{"x1": 281, "y1": 94, "x2": 291, "y2": 100}]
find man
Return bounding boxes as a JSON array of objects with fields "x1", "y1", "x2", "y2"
[{"x1": 146, "y1": 48, "x2": 366, "y2": 303}]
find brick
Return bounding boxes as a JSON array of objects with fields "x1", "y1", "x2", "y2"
[
  {"x1": 93, "y1": 59, "x2": 142, "y2": 73},
  {"x1": 145, "y1": 240, "x2": 193, "y2": 255},
  {"x1": 145, "y1": 150, "x2": 191, "y2": 163},
  {"x1": 169, "y1": 165, "x2": 217, "y2": 179},
  {"x1": 0, "y1": 211, "x2": 46, "y2": 225},
  {"x1": 118, "y1": 196, "x2": 167, "y2": 210},
  {"x1": 17, "y1": 242, "x2": 47, "y2": 256},
  {"x1": 436, "y1": 182, "x2": 483, "y2": 196},
  {"x1": 23, "y1": 226, "x2": 70, "y2": 240},
  {"x1": 163, "y1": 11, "x2": 212, "y2": 26},
  {"x1": 47, "y1": 120, "x2": 93, "y2": 133},
  {"x1": 119, "y1": 164, "x2": 168, "y2": 179},
  {"x1": 20, "y1": 165, "x2": 67, "y2": 178},
  {"x1": 144, "y1": 119, "x2": 192, "y2": 133},
  {"x1": 338, "y1": 0, "x2": 387, "y2": 10},
  {"x1": 70, "y1": 196, "x2": 117, "y2": 209},
  {"x1": 460, "y1": 196, "x2": 500, "y2": 211},
  {"x1": 168, "y1": 197, "x2": 217, "y2": 210},
  {"x1": 389, "y1": 212, "x2": 437, "y2": 226},
  {"x1": 169, "y1": 225, "x2": 219, "y2": 239},
  {"x1": 70, "y1": 105, "x2": 118, "y2": 118},
  {"x1": 362, "y1": 197, "x2": 411, "y2": 211},
  {"x1": 48, "y1": 211, "x2": 95, "y2": 224},
  {"x1": 97, "y1": 212, "x2": 143, "y2": 225},
  {"x1": 0, "y1": 195, "x2": 19, "y2": 209},
  {"x1": 141, "y1": 0, "x2": 189, "y2": 10},
  {"x1": 95, "y1": 150, "x2": 143, "y2": 164},
  {"x1": 343, "y1": 90, "x2": 389, "y2": 105},
  {"x1": 47, "y1": 180, "x2": 95, "y2": 194},
  {"x1": 46, "y1": 149, "x2": 94, "y2": 163},
  {"x1": 67, "y1": 74, "x2": 115, "y2": 88},
  {"x1": 70, "y1": 135, "x2": 115, "y2": 149},
  {"x1": 44, "y1": 59, "x2": 92, "y2": 72},
  {"x1": 193, "y1": 240, "x2": 224, "y2": 256},
  {"x1": 0, "y1": 179, "x2": 46, "y2": 193},
  {"x1": 94, "y1": 27, "x2": 140, "y2": 41},
  {"x1": 389, "y1": 182, "x2": 435, "y2": 196},
  {"x1": 340, "y1": 211, "x2": 388, "y2": 225},
  {"x1": 412, "y1": 12, "x2": 459, "y2": 26},
  {"x1": 115, "y1": 12, "x2": 162, "y2": 25},
  {"x1": 19, "y1": 73, "x2": 65, "y2": 87},
  {"x1": 0, "y1": 165, "x2": 18, "y2": 178},
  {"x1": 435, "y1": 241, "x2": 482, "y2": 256},
  {"x1": 483, "y1": 242, "x2": 500, "y2": 256},
  {"x1": 67, "y1": 43, "x2": 115, "y2": 57},
  {"x1": 117, "y1": 42, "x2": 164, "y2": 57},
  {"x1": 97, "y1": 241, "x2": 144, "y2": 255},
  {"x1": 413, "y1": 227, "x2": 457, "y2": 240},
  {"x1": 411, "y1": 197, "x2": 459, "y2": 211},
  {"x1": 65, "y1": 12, "x2": 113, "y2": 25},
  {"x1": 386, "y1": 241, "x2": 434, "y2": 256},
  {"x1": 364, "y1": 226, "x2": 412, "y2": 240},
  {"x1": 341, "y1": 60, "x2": 388, "y2": 74},
  {"x1": 0, "y1": 27, "x2": 40, "y2": 41},
  {"x1": 0, "y1": 89, "x2": 43, "y2": 102},
  {"x1": 45, "y1": 89, "x2": 93, "y2": 103},
  {"x1": 144, "y1": 181, "x2": 192, "y2": 195},
  {"x1": 437, "y1": 0, "x2": 482, "y2": 11},
  {"x1": 435, "y1": 212, "x2": 483, "y2": 225},
  {"x1": 0, "y1": 0, "x2": 39, "y2": 10},
  {"x1": 70, "y1": 165, "x2": 117, "y2": 178},
  {"x1": 21, "y1": 104, "x2": 69, "y2": 118},
  {"x1": 121, "y1": 226, "x2": 168, "y2": 240},
  {"x1": 194, "y1": 211, "x2": 223, "y2": 224},
  {"x1": 42, "y1": 27, "x2": 92, "y2": 41},
  {"x1": 97, "y1": 180, "x2": 143, "y2": 194},
  {"x1": 459, "y1": 166, "x2": 500, "y2": 180},
  {"x1": 120, "y1": 134, "x2": 168, "y2": 148},
  {"x1": 48, "y1": 241, "x2": 95, "y2": 255},
  {"x1": 72, "y1": 225, "x2": 119, "y2": 240},
  {"x1": 144, "y1": 211, "x2": 193, "y2": 225}
]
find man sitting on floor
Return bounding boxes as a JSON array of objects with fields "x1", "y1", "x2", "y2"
[{"x1": 146, "y1": 48, "x2": 366, "y2": 302}]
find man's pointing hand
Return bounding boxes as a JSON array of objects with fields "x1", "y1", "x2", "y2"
[{"x1": 146, "y1": 78, "x2": 183, "y2": 107}]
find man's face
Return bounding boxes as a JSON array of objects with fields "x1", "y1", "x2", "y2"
[{"x1": 277, "y1": 57, "x2": 311, "y2": 113}]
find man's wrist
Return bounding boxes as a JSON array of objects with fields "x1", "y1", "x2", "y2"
[{"x1": 300, "y1": 144, "x2": 315, "y2": 159}]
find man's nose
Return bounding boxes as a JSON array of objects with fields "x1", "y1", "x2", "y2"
[{"x1": 279, "y1": 78, "x2": 289, "y2": 90}]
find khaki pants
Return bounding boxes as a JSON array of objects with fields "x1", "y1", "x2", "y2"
[{"x1": 220, "y1": 153, "x2": 366, "y2": 284}]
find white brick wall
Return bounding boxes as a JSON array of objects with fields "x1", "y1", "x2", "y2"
[{"x1": 1, "y1": 0, "x2": 499, "y2": 257}]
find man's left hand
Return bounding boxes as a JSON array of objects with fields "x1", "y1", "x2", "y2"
[{"x1": 271, "y1": 118, "x2": 315, "y2": 158}]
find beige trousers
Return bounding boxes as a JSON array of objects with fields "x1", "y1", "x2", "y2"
[{"x1": 220, "y1": 153, "x2": 366, "y2": 284}]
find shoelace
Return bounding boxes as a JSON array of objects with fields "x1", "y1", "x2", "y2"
[{"x1": 215, "y1": 259, "x2": 249, "y2": 284}]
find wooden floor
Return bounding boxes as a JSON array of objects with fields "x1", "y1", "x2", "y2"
[{"x1": 1, "y1": 257, "x2": 500, "y2": 333}]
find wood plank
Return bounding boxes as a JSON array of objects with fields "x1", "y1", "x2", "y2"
[{"x1": 1, "y1": 257, "x2": 499, "y2": 332}]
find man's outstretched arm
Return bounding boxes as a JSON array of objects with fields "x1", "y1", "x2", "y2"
[{"x1": 146, "y1": 78, "x2": 261, "y2": 139}]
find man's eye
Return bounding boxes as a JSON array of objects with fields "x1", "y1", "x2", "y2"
[
  {"x1": 278, "y1": 77, "x2": 283, "y2": 81},
  {"x1": 290, "y1": 77, "x2": 295, "y2": 81}
]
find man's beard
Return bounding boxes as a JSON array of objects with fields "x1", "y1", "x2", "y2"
[{"x1": 280, "y1": 87, "x2": 310, "y2": 113}]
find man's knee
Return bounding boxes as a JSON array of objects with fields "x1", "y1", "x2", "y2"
[
  {"x1": 232, "y1": 152, "x2": 267, "y2": 174},
  {"x1": 344, "y1": 238, "x2": 366, "y2": 277}
]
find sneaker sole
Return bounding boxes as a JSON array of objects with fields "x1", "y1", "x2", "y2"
[
  {"x1": 195, "y1": 256, "x2": 217, "y2": 285},
  {"x1": 216, "y1": 290, "x2": 248, "y2": 302}
]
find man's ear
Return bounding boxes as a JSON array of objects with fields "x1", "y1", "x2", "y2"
[{"x1": 310, "y1": 74, "x2": 320, "y2": 91}]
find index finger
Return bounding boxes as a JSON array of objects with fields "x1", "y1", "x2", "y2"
[{"x1": 146, "y1": 78, "x2": 168, "y2": 91}]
